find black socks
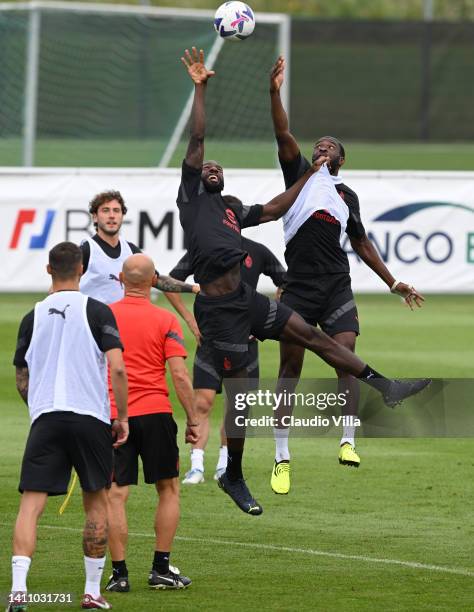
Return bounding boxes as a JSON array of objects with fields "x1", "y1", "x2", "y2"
[
  {"x1": 153, "y1": 551, "x2": 170, "y2": 575},
  {"x1": 226, "y1": 448, "x2": 243, "y2": 481},
  {"x1": 357, "y1": 365, "x2": 391, "y2": 394},
  {"x1": 112, "y1": 559, "x2": 128, "y2": 578}
]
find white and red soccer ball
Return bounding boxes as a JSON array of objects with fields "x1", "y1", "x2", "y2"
[{"x1": 214, "y1": 2, "x2": 255, "y2": 41}]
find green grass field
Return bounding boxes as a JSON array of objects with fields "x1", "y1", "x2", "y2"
[
  {"x1": 3, "y1": 138, "x2": 474, "y2": 170},
  {"x1": 1, "y1": 293, "x2": 473, "y2": 611}
]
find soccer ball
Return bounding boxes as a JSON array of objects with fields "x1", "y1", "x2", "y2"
[{"x1": 214, "y1": 2, "x2": 255, "y2": 42}]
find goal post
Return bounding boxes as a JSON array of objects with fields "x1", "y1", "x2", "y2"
[{"x1": 0, "y1": 1, "x2": 291, "y2": 168}]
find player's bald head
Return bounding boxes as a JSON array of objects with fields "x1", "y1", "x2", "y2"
[{"x1": 121, "y1": 254, "x2": 156, "y2": 289}]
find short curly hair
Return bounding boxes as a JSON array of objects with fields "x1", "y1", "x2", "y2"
[{"x1": 89, "y1": 190, "x2": 128, "y2": 217}]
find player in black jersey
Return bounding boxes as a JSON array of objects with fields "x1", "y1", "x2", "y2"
[
  {"x1": 268, "y1": 56, "x2": 425, "y2": 491},
  {"x1": 170, "y1": 200, "x2": 286, "y2": 484},
  {"x1": 179, "y1": 47, "x2": 428, "y2": 516}
]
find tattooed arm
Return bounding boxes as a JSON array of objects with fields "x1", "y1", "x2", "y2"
[
  {"x1": 13, "y1": 310, "x2": 33, "y2": 406},
  {"x1": 154, "y1": 274, "x2": 199, "y2": 294},
  {"x1": 127, "y1": 242, "x2": 198, "y2": 293},
  {"x1": 16, "y1": 367, "x2": 29, "y2": 405}
]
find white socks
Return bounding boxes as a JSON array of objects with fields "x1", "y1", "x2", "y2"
[
  {"x1": 12, "y1": 554, "x2": 106, "y2": 598},
  {"x1": 191, "y1": 448, "x2": 204, "y2": 472},
  {"x1": 216, "y1": 446, "x2": 228, "y2": 471},
  {"x1": 11, "y1": 556, "x2": 31, "y2": 593},
  {"x1": 274, "y1": 428, "x2": 290, "y2": 462},
  {"x1": 341, "y1": 425, "x2": 356, "y2": 447},
  {"x1": 84, "y1": 556, "x2": 106, "y2": 598}
]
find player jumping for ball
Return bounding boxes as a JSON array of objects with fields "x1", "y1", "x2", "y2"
[
  {"x1": 178, "y1": 47, "x2": 429, "y2": 516},
  {"x1": 268, "y1": 56, "x2": 426, "y2": 493}
]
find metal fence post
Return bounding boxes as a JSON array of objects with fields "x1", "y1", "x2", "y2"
[
  {"x1": 23, "y1": 6, "x2": 41, "y2": 167},
  {"x1": 423, "y1": 0, "x2": 434, "y2": 20},
  {"x1": 420, "y1": 0, "x2": 433, "y2": 141}
]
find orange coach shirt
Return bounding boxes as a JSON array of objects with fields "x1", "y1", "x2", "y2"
[{"x1": 108, "y1": 296, "x2": 187, "y2": 418}]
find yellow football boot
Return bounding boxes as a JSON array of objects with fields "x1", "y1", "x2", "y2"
[
  {"x1": 338, "y1": 443, "x2": 361, "y2": 468},
  {"x1": 270, "y1": 460, "x2": 291, "y2": 494}
]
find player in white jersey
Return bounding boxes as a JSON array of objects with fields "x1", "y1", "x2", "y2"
[
  {"x1": 8, "y1": 242, "x2": 128, "y2": 612},
  {"x1": 79, "y1": 190, "x2": 201, "y2": 341},
  {"x1": 268, "y1": 56, "x2": 425, "y2": 493}
]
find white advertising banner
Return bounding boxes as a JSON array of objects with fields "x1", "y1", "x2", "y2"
[{"x1": 1, "y1": 167, "x2": 474, "y2": 293}]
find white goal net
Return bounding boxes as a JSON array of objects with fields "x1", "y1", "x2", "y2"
[{"x1": 0, "y1": 1, "x2": 290, "y2": 168}]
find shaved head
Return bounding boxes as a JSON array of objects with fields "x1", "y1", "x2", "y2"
[{"x1": 121, "y1": 254, "x2": 156, "y2": 290}]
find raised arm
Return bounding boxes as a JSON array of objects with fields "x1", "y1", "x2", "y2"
[
  {"x1": 270, "y1": 56, "x2": 300, "y2": 162},
  {"x1": 181, "y1": 47, "x2": 215, "y2": 169},
  {"x1": 259, "y1": 155, "x2": 329, "y2": 223}
]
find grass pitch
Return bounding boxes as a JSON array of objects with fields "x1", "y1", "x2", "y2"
[
  {"x1": 0, "y1": 293, "x2": 473, "y2": 611},
  {"x1": 3, "y1": 138, "x2": 474, "y2": 170}
]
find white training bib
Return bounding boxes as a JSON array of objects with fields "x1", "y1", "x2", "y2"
[
  {"x1": 283, "y1": 164, "x2": 349, "y2": 245},
  {"x1": 25, "y1": 291, "x2": 110, "y2": 424},
  {"x1": 79, "y1": 237, "x2": 133, "y2": 304}
]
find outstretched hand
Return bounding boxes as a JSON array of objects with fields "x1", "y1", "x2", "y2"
[
  {"x1": 391, "y1": 282, "x2": 425, "y2": 310},
  {"x1": 181, "y1": 47, "x2": 215, "y2": 85},
  {"x1": 270, "y1": 55, "x2": 285, "y2": 93}
]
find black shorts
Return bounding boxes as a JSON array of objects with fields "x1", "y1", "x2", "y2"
[
  {"x1": 194, "y1": 282, "x2": 292, "y2": 375},
  {"x1": 19, "y1": 411, "x2": 113, "y2": 496},
  {"x1": 113, "y1": 413, "x2": 179, "y2": 486},
  {"x1": 281, "y1": 273, "x2": 360, "y2": 336},
  {"x1": 193, "y1": 338, "x2": 259, "y2": 392}
]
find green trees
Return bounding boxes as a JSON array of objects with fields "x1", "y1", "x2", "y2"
[{"x1": 146, "y1": 0, "x2": 474, "y2": 21}]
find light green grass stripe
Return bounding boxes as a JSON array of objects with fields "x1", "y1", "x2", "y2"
[{"x1": 10, "y1": 523, "x2": 473, "y2": 579}]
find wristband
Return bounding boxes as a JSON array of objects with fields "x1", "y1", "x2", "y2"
[
  {"x1": 118, "y1": 418, "x2": 128, "y2": 423},
  {"x1": 390, "y1": 280, "x2": 401, "y2": 293}
]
